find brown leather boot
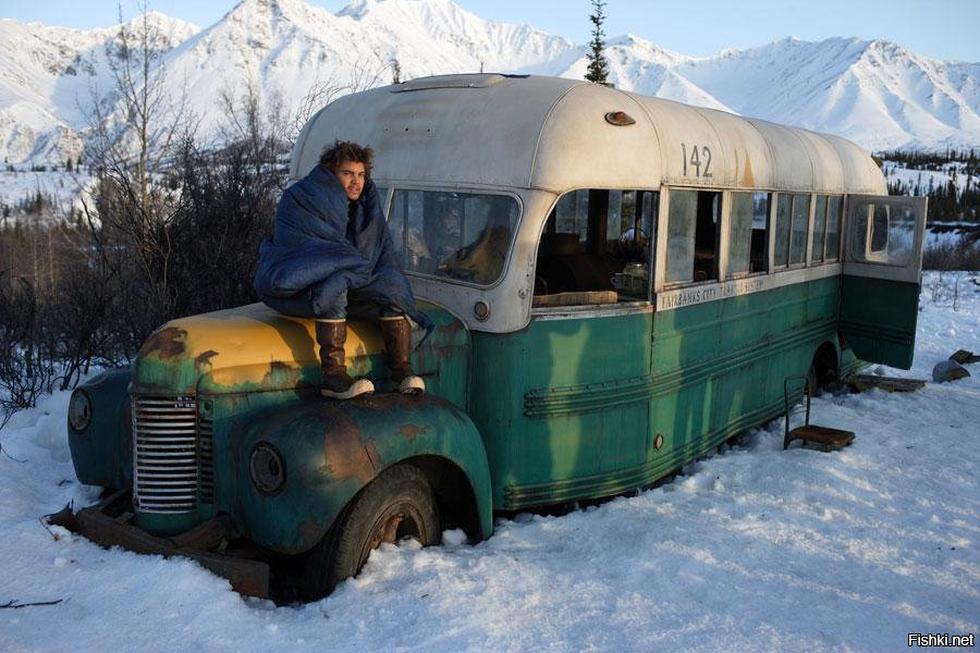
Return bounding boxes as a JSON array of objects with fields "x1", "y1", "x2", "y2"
[
  {"x1": 379, "y1": 316, "x2": 425, "y2": 394},
  {"x1": 315, "y1": 319, "x2": 374, "y2": 399}
]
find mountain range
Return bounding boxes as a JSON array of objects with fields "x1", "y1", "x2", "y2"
[{"x1": 0, "y1": 0, "x2": 977, "y2": 165}]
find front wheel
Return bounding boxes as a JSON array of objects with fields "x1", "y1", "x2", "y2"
[{"x1": 300, "y1": 464, "x2": 440, "y2": 601}]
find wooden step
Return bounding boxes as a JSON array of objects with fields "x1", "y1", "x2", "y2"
[
  {"x1": 846, "y1": 374, "x2": 926, "y2": 393},
  {"x1": 786, "y1": 424, "x2": 855, "y2": 452}
]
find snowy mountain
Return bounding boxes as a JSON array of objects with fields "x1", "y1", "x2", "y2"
[
  {"x1": 0, "y1": 0, "x2": 977, "y2": 165},
  {"x1": 0, "y1": 12, "x2": 199, "y2": 163}
]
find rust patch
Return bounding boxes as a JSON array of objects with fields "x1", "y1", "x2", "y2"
[
  {"x1": 397, "y1": 424, "x2": 430, "y2": 441},
  {"x1": 140, "y1": 326, "x2": 187, "y2": 359},
  {"x1": 742, "y1": 155, "x2": 755, "y2": 188},
  {"x1": 358, "y1": 392, "x2": 427, "y2": 412},
  {"x1": 195, "y1": 350, "x2": 219, "y2": 367},
  {"x1": 322, "y1": 412, "x2": 376, "y2": 483},
  {"x1": 298, "y1": 518, "x2": 326, "y2": 549},
  {"x1": 437, "y1": 318, "x2": 464, "y2": 336}
]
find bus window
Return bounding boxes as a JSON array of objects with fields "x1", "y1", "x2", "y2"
[
  {"x1": 811, "y1": 195, "x2": 827, "y2": 264},
  {"x1": 534, "y1": 189, "x2": 658, "y2": 303},
  {"x1": 789, "y1": 194, "x2": 810, "y2": 265},
  {"x1": 388, "y1": 189, "x2": 519, "y2": 286},
  {"x1": 849, "y1": 200, "x2": 918, "y2": 267},
  {"x1": 551, "y1": 189, "x2": 590, "y2": 242},
  {"x1": 774, "y1": 194, "x2": 792, "y2": 267},
  {"x1": 825, "y1": 196, "x2": 842, "y2": 260},
  {"x1": 730, "y1": 191, "x2": 770, "y2": 276},
  {"x1": 666, "y1": 189, "x2": 721, "y2": 284},
  {"x1": 871, "y1": 204, "x2": 889, "y2": 253}
]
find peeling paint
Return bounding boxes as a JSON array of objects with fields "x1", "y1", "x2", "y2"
[
  {"x1": 196, "y1": 350, "x2": 219, "y2": 367},
  {"x1": 397, "y1": 424, "x2": 430, "y2": 441},
  {"x1": 140, "y1": 326, "x2": 188, "y2": 359}
]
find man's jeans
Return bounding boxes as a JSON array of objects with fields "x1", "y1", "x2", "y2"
[{"x1": 319, "y1": 289, "x2": 404, "y2": 320}]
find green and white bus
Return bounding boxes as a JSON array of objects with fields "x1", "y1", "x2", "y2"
[{"x1": 66, "y1": 74, "x2": 926, "y2": 600}]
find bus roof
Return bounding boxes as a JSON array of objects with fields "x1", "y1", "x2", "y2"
[{"x1": 290, "y1": 73, "x2": 886, "y2": 195}]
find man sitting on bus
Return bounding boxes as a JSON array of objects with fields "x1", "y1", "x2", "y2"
[{"x1": 253, "y1": 140, "x2": 432, "y2": 399}]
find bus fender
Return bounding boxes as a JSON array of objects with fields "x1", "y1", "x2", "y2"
[{"x1": 231, "y1": 393, "x2": 493, "y2": 554}]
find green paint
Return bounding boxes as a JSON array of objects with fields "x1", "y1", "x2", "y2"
[
  {"x1": 840, "y1": 275, "x2": 919, "y2": 369},
  {"x1": 67, "y1": 368, "x2": 133, "y2": 489},
  {"x1": 470, "y1": 276, "x2": 843, "y2": 511},
  {"x1": 70, "y1": 271, "x2": 910, "y2": 552},
  {"x1": 469, "y1": 310, "x2": 653, "y2": 509}
]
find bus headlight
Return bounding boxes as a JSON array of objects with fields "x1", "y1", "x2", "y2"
[
  {"x1": 68, "y1": 390, "x2": 92, "y2": 432},
  {"x1": 250, "y1": 442, "x2": 286, "y2": 495}
]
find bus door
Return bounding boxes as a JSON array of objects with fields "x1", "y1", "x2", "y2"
[{"x1": 840, "y1": 195, "x2": 927, "y2": 369}]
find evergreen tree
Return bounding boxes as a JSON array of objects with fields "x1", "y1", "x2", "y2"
[
  {"x1": 585, "y1": 0, "x2": 610, "y2": 84},
  {"x1": 390, "y1": 56, "x2": 401, "y2": 84}
]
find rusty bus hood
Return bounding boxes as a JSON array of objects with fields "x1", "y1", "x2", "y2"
[{"x1": 132, "y1": 301, "x2": 467, "y2": 395}]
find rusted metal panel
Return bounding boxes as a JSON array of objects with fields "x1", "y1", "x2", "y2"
[{"x1": 227, "y1": 392, "x2": 493, "y2": 555}]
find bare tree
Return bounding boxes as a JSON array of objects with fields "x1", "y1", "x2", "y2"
[
  {"x1": 291, "y1": 77, "x2": 346, "y2": 141},
  {"x1": 81, "y1": 1, "x2": 190, "y2": 305}
]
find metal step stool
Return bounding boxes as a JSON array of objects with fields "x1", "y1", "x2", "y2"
[{"x1": 783, "y1": 375, "x2": 855, "y2": 452}]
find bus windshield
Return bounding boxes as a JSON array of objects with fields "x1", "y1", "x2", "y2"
[{"x1": 387, "y1": 190, "x2": 519, "y2": 286}]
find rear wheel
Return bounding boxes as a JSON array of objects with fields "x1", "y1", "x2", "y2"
[
  {"x1": 300, "y1": 464, "x2": 440, "y2": 601},
  {"x1": 806, "y1": 363, "x2": 823, "y2": 398}
]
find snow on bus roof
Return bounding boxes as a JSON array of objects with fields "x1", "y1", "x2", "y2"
[{"x1": 290, "y1": 74, "x2": 885, "y2": 196}]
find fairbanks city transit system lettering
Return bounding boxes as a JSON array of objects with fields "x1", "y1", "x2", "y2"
[{"x1": 658, "y1": 277, "x2": 766, "y2": 310}]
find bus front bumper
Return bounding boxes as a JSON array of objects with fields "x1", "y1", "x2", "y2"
[{"x1": 48, "y1": 490, "x2": 269, "y2": 598}]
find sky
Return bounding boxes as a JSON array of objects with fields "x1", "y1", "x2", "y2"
[{"x1": 1, "y1": 0, "x2": 978, "y2": 62}]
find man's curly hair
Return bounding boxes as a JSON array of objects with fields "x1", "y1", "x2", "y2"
[{"x1": 319, "y1": 140, "x2": 374, "y2": 177}]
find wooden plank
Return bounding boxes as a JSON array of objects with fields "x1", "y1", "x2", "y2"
[
  {"x1": 532, "y1": 291, "x2": 618, "y2": 307},
  {"x1": 846, "y1": 374, "x2": 926, "y2": 393}
]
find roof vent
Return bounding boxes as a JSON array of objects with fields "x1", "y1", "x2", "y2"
[{"x1": 392, "y1": 74, "x2": 510, "y2": 93}]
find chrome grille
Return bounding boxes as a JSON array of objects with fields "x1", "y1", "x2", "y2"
[
  {"x1": 133, "y1": 395, "x2": 198, "y2": 514},
  {"x1": 197, "y1": 416, "x2": 215, "y2": 504}
]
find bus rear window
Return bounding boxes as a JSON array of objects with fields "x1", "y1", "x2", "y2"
[{"x1": 388, "y1": 190, "x2": 519, "y2": 286}]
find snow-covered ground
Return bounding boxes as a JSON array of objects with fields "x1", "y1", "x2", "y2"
[{"x1": 1, "y1": 272, "x2": 978, "y2": 652}]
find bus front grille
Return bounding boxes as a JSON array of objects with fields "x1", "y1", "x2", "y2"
[{"x1": 132, "y1": 395, "x2": 198, "y2": 514}]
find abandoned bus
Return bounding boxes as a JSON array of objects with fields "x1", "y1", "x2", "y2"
[{"x1": 66, "y1": 74, "x2": 927, "y2": 600}]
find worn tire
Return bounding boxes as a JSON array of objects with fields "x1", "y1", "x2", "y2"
[
  {"x1": 300, "y1": 464, "x2": 440, "y2": 601},
  {"x1": 806, "y1": 363, "x2": 823, "y2": 398}
]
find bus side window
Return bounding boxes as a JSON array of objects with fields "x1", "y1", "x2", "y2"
[
  {"x1": 534, "y1": 189, "x2": 658, "y2": 303},
  {"x1": 730, "y1": 191, "x2": 770, "y2": 276},
  {"x1": 825, "y1": 196, "x2": 842, "y2": 260},
  {"x1": 789, "y1": 194, "x2": 810, "y2": 265},
  {"x1": 774, "y1": 194, "x2": 792, "y2": 267},
  {"x1": 811, "y1": 195, "x2": 828, "y2": 264},
  {"x1": 666, "y1": 189, "x2": 721, "y2": 284}
]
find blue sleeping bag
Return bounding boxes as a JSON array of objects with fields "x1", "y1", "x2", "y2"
[{"x1": 254, "y1": 164, "x2": 433, "y2": 335}]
